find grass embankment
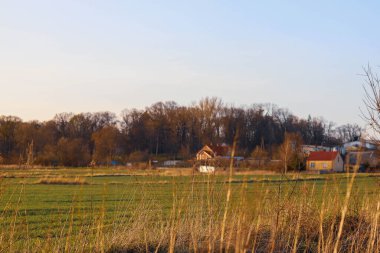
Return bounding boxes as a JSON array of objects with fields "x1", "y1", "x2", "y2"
[{"x1": 0, "y1": 167, "x2": 379, "y2": 252}]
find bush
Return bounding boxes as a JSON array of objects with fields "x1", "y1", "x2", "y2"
[{"x1": 128, "y1": 150, "x2": 149, "y2": 163}]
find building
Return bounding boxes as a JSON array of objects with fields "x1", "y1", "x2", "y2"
[
  {"x1": 342, "y1": 140, "x2": 378, "y2": 154},
  {"x1": 306, "y1": 151, "x2": 344, "y2": 172},
  {"x1": 301, "y1": 145, "x2": 331, "y2": 156},
  {"x1": 196, "y1": 144, "x2": 230, "y2": 161},
  {"x1": 198, "y1": 166, "x2": 215, "y2": 173},
  {"x1": 163, "y1": 160, "x2": 183, "y2": 167},
  {"x1": 345, "y1": 151, "x2": 380, "y2": 172}
]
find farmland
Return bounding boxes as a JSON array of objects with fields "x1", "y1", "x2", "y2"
[{"x1": 0, "y1": 167, "x2": 379, "y2": 252}]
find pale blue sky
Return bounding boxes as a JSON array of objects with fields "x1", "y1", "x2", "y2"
[{"x1": 1, "y1": 1, "x2": 379, "y2": 125}]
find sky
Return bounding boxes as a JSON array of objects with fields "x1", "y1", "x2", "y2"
[{"x1": 1, "y1": 1, "x2": 380, "y2": 125}]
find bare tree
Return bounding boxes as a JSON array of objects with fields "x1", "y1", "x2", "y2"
[
  {"x1": 92, "y1": 126, "x2": 122, "y2": 166},
  {"x1": 26, "y1": 140, "x2": 34, "y2": 168},
  {"x1": 362, "y1": 65, "x2": 380, "y2": 140},
  {"x1": 279, "y1": 132, "x2": 303, "y2": 173},
  {"x1": 251, "y1": 145, "x2": 268, "y2": 168}
]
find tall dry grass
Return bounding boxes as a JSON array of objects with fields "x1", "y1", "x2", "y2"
[
  {"x1": 103, "y1": 176, "x2": 379, "y2": 253},
  {"x1": 0, "y1": 173, "x2": 379, "y2": 252}
]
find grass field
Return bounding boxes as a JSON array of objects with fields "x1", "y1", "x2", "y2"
[{"x1": 0, "y1": 167, "x2": 379, "y2": 252}]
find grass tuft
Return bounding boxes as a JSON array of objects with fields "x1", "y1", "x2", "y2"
[{"x1": 37, "y1": 176, "x2": 88, "y2": 185}]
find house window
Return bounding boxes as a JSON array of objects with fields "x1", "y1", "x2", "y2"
[
  {"x1": 323, "y1": 163, "x2": 327, "y2": 169},
  {"x1": 310, "y1": 162, "x2": 315, "y2": 168}
]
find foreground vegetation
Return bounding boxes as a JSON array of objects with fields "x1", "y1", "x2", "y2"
[{"x1": 0, "y1": 167, "x2": 379, "y2": 252}]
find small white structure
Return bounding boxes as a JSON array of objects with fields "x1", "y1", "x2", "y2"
[
  {"x1": 163, "y1": 160, "x2": 182, "y2": 167},
  {"x1": 198, "y1": 166, "x2": 215, "y2": 173}
]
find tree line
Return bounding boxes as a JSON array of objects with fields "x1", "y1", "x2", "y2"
[{"x1": 0, "y1": 97, "x2": 362, "y2": 166}]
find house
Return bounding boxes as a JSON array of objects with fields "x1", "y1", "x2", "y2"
[
  {"x1": 342, "y1": 140, "x2": 378, "y2": 154},
  {"x1": 306, "y1": 151, "x2": 344, "y2": 172},
  {"x1": 345, "y1": 151, "x2": 380, "y2": 171},
  {"x1": 196, "y1": 144, "x2": 230, "y2": 161}
]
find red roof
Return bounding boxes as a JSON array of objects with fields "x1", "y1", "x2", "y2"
[{"x1": 307, "y1": 151, "x2": 339, "y2": 161}]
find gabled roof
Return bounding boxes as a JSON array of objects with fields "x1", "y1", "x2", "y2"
[
  {"x1": 307, "y1": 151, "x2": 339, "y2": 161},
  {"x1": 197, "y1": 150, "x2": 214, "y2": 158},
  {"x1": 197, "y1": 144, "x2": 230, "y2": 157}
]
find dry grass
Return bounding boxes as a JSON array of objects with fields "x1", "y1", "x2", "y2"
[
  {"x1": 0, "y1": 173, "x2": 379, "y2": 252},
  {"x1": 102, "y1": 178, "x2": 380, "y2": 253},
  {"x1": 37, "y1": 176, "x2": 88, "y2": 185}
]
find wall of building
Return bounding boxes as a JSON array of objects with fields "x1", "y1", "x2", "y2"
[
  {"x1": 196, "y1": 151, "x2": 212, "y2": 161},
  {"x1": 332, "y1": 155, "x2": 344, "y2": 172},
  {"x1": 307, "y1": 161, "x2": 333, "y2": 170},
  {"x1": 307, "y1": 155, "x2": 344, "y2": 172}
]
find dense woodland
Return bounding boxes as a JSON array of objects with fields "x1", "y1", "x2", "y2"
[{"x1": 0, "y1": 97, "x2": 362, "y2": 166}]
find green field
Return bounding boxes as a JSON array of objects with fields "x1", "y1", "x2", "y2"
[{"x1": 0, "y1": 167, "x2": 379, "y2": 252}]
